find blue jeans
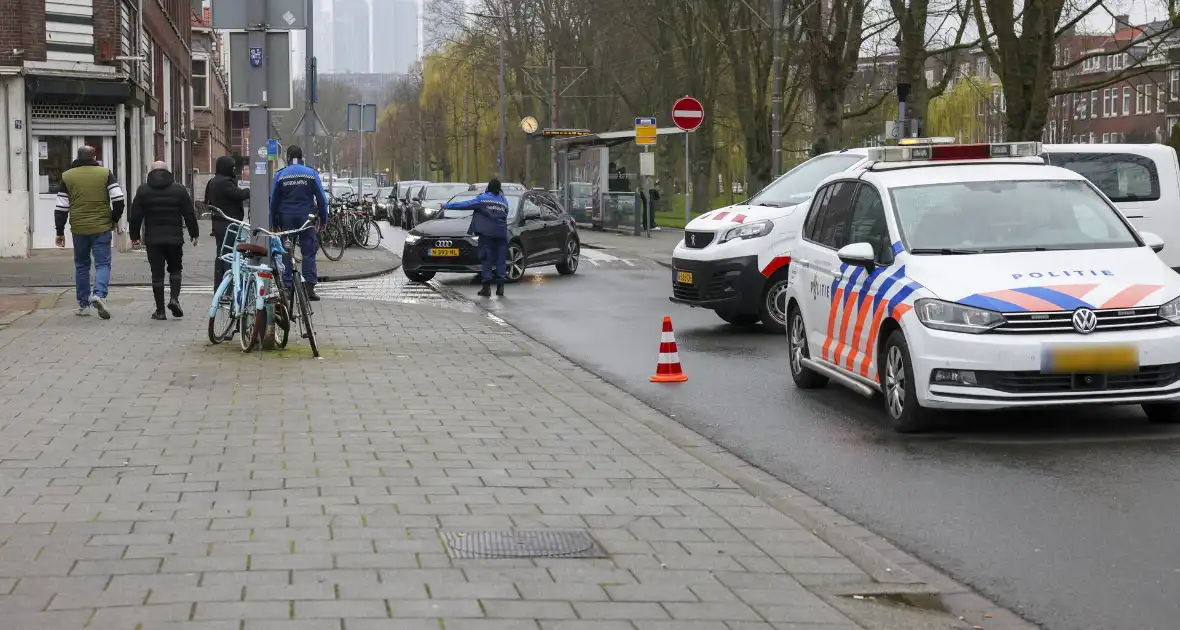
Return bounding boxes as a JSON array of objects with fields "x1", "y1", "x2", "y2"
[
  {"x1": 72, "y1": 231, "x2": 112, "y2": 308},
  {"x1": 479, "y1": 236, "x2": 508, "y2": 283},
  {"x1": 277, "y1": 214, "x2": 318, "y2": 287}
]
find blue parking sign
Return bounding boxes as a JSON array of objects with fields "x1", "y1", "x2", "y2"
[{"x1": 249, "y1": 47, "x2": 263, "y2": 67}]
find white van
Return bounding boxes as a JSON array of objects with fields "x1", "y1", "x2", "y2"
[{"x1": 1043, "y1": 144, "x2": 1180, "y2": 270}]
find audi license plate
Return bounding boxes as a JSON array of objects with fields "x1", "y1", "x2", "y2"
[
  {"x1": 1041, "y1": 344, "x2": 1138, "y2": 374},
  {"x1": 676, "y1": 270, "x2": 693, "y2": 284},
  {"x1": 430, "y1": 248, "x2": 460, "y2": 257}
]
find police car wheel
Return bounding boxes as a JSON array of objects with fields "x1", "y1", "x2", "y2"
[
  {"x1": 760, "y1": 274, "x2": 790, "y2": 334},
  {"x1": 716, "y1": 310, "x2": 759, "y2": 326},
  {"x1": 788, "y1": 306, "x2": 827, "y2": 389},
  {"x1": 404, "y1": 269, "x2": 435, "y2": 283},
  {"x1": 1142, "y1": 403, "x2": 1180, "y2": 424},
  {"x1": 882, "y1": 330, "x2": 937, "y2": 433}
]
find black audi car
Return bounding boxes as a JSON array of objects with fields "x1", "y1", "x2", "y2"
[{"x1": 401, "y1": 190, "x2": 580, "y2": 283}]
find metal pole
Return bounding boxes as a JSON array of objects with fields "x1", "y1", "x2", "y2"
[
  {"x1": 684, "y1": 132, "x2": 690, "y2": 226},
  {"x1": 248, "y1": 0, "x2": 270, "y2": 232},
  {"x1": 358, "y1": 131, "x2": 363, "y2": 192},
  {"x1": 550, "y1": 48, "x2": 557, "y2": 189},
  {"x1": 302, "y1": 0, "x2": 314, "y2": 166},
  {"x1": 771, "y1": 0, "x2": 782, "y2": 178},
  {"x1": 498, "y1": 20, "x2": 505, "y2": 175}
]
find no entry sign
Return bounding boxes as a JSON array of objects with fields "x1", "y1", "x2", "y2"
[{"x1": 672, "y1": 96, "x2": 704, "y2": 131}]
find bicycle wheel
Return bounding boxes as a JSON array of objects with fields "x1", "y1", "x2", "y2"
[
  {"x1": 274, "y1": 300, "x2": 291, "y2": 348},
  {"x1": 208, "y1": 278, "x2": 237, "y2": 344},
  {"x1": 292, "y1": 274, "x2": 320, "y2": 358},
  {"x1": 239, "y1": 277, "x2": 259, "y2": 352},
  {"x1": 356, "y1": 219, "x2": 382, "y2": 250},
  {"x1": 319, "y1": 223, "x2": 346, "y2": 261}
]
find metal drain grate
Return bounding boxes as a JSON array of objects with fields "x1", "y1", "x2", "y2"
[{"x1": 442, "y1": 530, "x2": 606, "y2": 559}]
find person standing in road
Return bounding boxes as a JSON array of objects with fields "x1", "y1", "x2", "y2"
[
  {"x1": 270, "y1": 145, "x2": 329, "y2": 301},
  {"x1": 55, "y1": 145, "x2": 125, "y2": 319},
  {"x1": 128, "y1": 161, "x2": 200, "y2": 320},
  {"x1": 204, "y1": 155, "x2": 250, "y2": 291},
  {"x1": 442, "y1": 178, "x2": 510, "y2": 297}
]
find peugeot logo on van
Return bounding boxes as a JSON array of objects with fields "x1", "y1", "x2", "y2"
[{"x1": 1072, "y1": 308, "x2": 1098, "y2": 334}]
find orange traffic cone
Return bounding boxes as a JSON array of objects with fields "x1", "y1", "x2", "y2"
[{"x1": 651, "y1": 316, "x2": 689, "y2": 383}]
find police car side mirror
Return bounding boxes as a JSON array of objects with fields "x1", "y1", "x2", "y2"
[
  {"x1": 837, "y1": 242, "x2": 877, "y2": 271},
  {"x1": 1141, "y1": 231, "x2": 1165, "y2": 253}
]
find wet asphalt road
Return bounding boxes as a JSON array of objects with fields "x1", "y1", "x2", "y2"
[{"x1": 380, "y1": 228, "x2": 1180, "y2": 630}]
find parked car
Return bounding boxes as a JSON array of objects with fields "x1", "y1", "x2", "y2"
[
  {"x1": 401, "y1": 189, "x2": 580, "y2": 283},
  {"x1": 408, "y1": 182, "x2": 472, "y2": 229},
  {"x1": 399, "y1": 183, "x2": 429, "y2": 229}
]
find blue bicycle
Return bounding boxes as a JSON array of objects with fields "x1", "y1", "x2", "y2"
[{"x1": 207, "y1": 207, "x2": 318, "y2": 355}]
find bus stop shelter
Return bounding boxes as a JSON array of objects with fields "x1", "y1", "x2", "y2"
[{"x1": 553, "y1": 127, "x2": 687, "y2": 235}]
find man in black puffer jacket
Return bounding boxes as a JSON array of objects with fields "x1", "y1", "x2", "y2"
[
  {"x1": 204, "y1": 155, "x2": 250, "y2": 291},
  {"x1": 129, "y1": 161, "x2": 199, "y2": 320}
]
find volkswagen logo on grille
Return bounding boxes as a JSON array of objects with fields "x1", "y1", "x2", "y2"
[
  {"x1": 1072, "y1": 307, "x2": 1098, "y2": 334},
  {"x1": 435, "y1": 239, "x2": 452, "y2": 247}
]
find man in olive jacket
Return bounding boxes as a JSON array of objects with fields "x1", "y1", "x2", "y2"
[{"x1": 55, "y1": 145, "x2": 125, "y2": 319}]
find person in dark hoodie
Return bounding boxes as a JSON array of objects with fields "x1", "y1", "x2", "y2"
[
  {"x1": 204, "y1": 155, "x2": 250, "y2": 291},
  {"x1": 129, "y1": 161, "x2": 200, "y2": 320},
  {"x1": 441, "y1": 178, "x2": 510, "y2": 297}
]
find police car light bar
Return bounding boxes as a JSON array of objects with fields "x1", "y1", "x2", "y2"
[
  {"x1": 897, "y1": 137, "x2": 957, "y2": 146},
  {"x1": 868, "y1": 141, "x2": 1042, "y2": 163}
]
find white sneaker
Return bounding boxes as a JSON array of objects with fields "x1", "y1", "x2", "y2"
[
  {"x1": 90, "y1": 295, "x2": 111, "y2": 320},
  {"x1": 75, "y1": 307, "x2": 91, "y2": 317}
]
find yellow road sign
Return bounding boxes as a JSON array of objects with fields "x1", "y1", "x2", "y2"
[{"x1": 635, "y1": 117, "x2": 657, "y2": 146}]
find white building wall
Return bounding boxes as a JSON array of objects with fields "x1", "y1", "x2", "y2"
[{"x1": 0, "y1": 76, "x2": 30, "y2": 257}]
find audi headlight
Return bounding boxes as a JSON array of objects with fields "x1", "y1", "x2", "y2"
[
  {"x1": 1159, "y1": 296, "x2": 1180, "y2": 325},
  {"x1": 718, "y1": 220, "x2": 773, "y2": 244},
  {"x1": 404, "y1": 234, "x2": 421, "y2": 245},
  {"x1": 915, "y1": 298, "x2": 1005, "y2": 334}
]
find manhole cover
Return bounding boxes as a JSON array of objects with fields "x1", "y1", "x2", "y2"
[{"x1": 442, "y1": 530, "x2": 606, "y2": 559}]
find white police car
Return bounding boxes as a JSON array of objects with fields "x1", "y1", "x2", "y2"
[
  {"x1": 784, "y1": 140, "x2": 1180, "y2": 432},
  {"x1": 671, "y1": 149, "x2": 871, "y2": 333}
]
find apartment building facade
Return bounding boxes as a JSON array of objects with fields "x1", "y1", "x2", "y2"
[{"x1": 0, "y1": 0, "x2": 197, "y2": 256}]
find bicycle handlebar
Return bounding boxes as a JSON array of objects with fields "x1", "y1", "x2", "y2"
[{"x1": 210, "y1": 206, "x2": 316, "y2": 237}]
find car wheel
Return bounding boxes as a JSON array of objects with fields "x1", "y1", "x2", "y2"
[
  {"x1": 881, "y1": 330, "x2": 937, "y2": 433},
  {"x1": 556, "y1": 237, "x2": 579, "y2": 275},
  {"x1": 759, "y1": 271, "x2": 790, "y2": 334},
  {"x1": 788, "y1": 305, "x2": 828, "y2": 389},
  {"x1": 716, "y1": 310, "x2": 759, "y2": 326},
  {"x1": 506, "y1": 242, "x2": 526, "y2": 282},
  {"x1": 1142, "y1": 403, "x2": 1180, "y2": 423},
  {"x1": 404, "y1": 269, "x2": 435, "y2": 283}
]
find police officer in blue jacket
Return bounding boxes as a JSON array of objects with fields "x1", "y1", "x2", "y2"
[
  {"x1": 270, "y1": 146, "x2": 330, "y2": 301},
  {"x1": 443, "y1": 178, "x2": 510, "y2": 297}
]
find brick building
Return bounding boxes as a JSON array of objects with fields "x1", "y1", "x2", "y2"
[
  {"x1": 0, "y1": 0, "x2": 197, "y2": 256},
  {"x1": 190, "y1": 5, "x2": 230, "y2": 193}
]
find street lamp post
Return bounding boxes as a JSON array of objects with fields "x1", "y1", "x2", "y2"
[{"x1": 470, "y1": 12, "x2": 506, "y2": 177}]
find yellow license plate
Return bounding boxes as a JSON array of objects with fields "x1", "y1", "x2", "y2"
[
  {"x1": 1042, "y1": 345, "x2": 1138, "y2": 373},
  {"x1": 677, "y1": 270, "x2": 693, "y2": 284},
  {"x1": 429, "y1": 248, "x2": 460, "y2": 257}
]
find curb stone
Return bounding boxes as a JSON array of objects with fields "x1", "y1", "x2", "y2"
[
  {"x1": 453, "y1": 289, "x2": 1037, "y2": 629},
  {"x1": 16, "y1": 257, "x2": 402, "y2": 288}
]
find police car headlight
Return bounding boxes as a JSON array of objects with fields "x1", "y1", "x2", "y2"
[
  {"x1": 915, "y1": 298, "x2": 1005, "y2": 334},
  {"x1": 1158, "y1": 296, "x2": 1180, "y2": 325},
  {"x1": 719, "y1": 220, "x2": 773, "y2": 244}
]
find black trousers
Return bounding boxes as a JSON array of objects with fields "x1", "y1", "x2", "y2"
[
  {"x1": 146, "y1": 243, "x2": 183, "y2": 310},
  {"x1": 211, "y1": 223, "x2": 229, "y2": 291}
]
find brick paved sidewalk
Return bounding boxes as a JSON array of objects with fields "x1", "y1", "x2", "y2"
[
  {"x1": 0, "y1": 292, "x2": 1028, "y2": 630},
  {"x1": 0, "y1": 221, "x2": 399, "y2": 288}
]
